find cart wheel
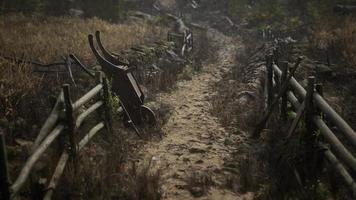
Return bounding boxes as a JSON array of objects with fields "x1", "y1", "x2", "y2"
[
  {"x1": 140, "y1": 105, "x2": 156, "y2": 126},
  {"x1": 122, "y1": 113, "x2": 131, "y2": 127}
]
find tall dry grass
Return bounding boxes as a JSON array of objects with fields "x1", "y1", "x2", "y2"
[
  {"x1": 0, "y1": 14, "x2": 166, "y2": 63},
  {"x1": 0, "y1": 14, "x2": 167, "y2": 124},
  {"x1": 309, "y1": 17, "x2": 356, "y2": 67},
  {"x1": 0, "y1": 14, "x2": 169, "y2": 199}
]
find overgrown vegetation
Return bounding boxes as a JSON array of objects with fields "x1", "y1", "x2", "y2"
[
  {"x1": 2, "y1": 0, "x2": 126, "y2": 21},
  {"x1": 0, "y1": 14, "x2": 166, "y2": 129},
  {"x1": 228, "y1": 0, "x2": 356, "y2": 68},
  {"x1": 0, "y1": 13, "x2": 169, "y2": 198}
]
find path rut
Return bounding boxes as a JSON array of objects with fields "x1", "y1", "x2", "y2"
[{"x1": 138, "y1": 29, "x2": 253, "y2": 200}]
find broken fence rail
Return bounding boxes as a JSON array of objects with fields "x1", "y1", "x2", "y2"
[
  {"x1": 258, "y1": 49, "x2": 356, "y2": 196},
  {"x1": 0, "y1": 71, "x2": 113, "y2": 200}
]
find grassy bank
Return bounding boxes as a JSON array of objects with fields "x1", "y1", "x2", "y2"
[{"x1": 0, "y1": 14, "x2": 167, "y2": 126}]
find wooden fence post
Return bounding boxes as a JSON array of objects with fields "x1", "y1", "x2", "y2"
[
  {"x1": 305, "y1": 76, "x2": 316, "y2": 138},
  {"x1": 304, "y1": 76, "x2": 318, "y2": 180},
  {"x1": 266, "y1": 54, "x2": 274, "y2": 110},
  {"x1": 62, "y1": 84, "x2": 76, "y2": 157},
  {"x1": 0, "y1": 129, "x2": 10, "y2": 200},
  {"x1": 316, "y1": 84, "x2": 324, "y2": 119},
  {"x1": 280, "y1": 61, "x2": 289, "y2": 122},
  {"x1": 97, "y1": 72, "x2": 113, "y2": 135}
]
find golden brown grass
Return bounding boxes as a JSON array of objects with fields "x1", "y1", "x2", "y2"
[
  {"x1": 0, "y1": 59, "x2": 41, "y2": 119},
  {"x1": 0, "y1": 14, "x2": 167, "y2": 63},
  {"x1": 0, "y1": 14, "x2": 167, "y2": 122},
  {"x1": 309, "y1": 17, "x2": 356, "y2": 67}
]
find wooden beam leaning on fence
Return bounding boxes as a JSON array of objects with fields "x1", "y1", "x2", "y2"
[{"x1": 253, "y1": 56, "x2": 303, "y2": 138}]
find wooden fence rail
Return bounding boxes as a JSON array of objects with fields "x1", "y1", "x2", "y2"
[
  {"x1": 0, "y1": 71, "x2": 113, "y2": 200},
  {"x1": 258, "y1": 48, "x2": 356, "y2": 196}
]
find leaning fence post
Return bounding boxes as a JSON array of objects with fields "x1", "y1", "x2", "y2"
[
  {"x1": 62, "y1": 84, "x2": 76, "y2": 157},
  {"x1": 280, "y1": 61, "x2": 289, "y2": 122},
  {"x1": 0, "y1": 129, "x2": 10, "y2": 200},
  {"x1": 266, "y1": 54, "x2": 274, "y2": 110}
]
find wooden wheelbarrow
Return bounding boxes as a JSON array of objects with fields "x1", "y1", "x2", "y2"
[{"x1": 88, "y1": 31, "x2": 156, "y2": 135}]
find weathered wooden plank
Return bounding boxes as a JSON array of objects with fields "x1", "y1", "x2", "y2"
[
  {"x1": 314, "y1": 93, "x2": 356, "y2": 148},
  {"x1": 324, "y1": 147, "x2": 356, "y2": 196},
  {"x1": 11, "y1": 125, "x2": 65, "y2": 196},
  {"x1": 272, "y1": 64, "x2": 356, "y2": 148},
  {"x1": 72, "y1": 84, "x2": 103, "y2": 110},
  {"x1": 287, "y1": 91, "x2": 300, "y2": 109},
  {"x1": 0, "y1": 129, "x2": 10, "y2": 200},
  {"x1": 43, "y1": 123, "x2": 104, "y2": 200},
  {"x1": 43, "y1": 151, "x2": 69, "y2": 200},
  {"x1": 313, "y1": 116, "x2": 356, "y2": 172},
  {"x1": 76, "y1": 101, "x2": 103, "y2": 129},
  {"x1": 32, "y1": 92, "x2": 63, "y2": 152}
]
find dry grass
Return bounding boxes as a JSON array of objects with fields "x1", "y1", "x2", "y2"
[
  {"x1": 0, "y1": 14, "x2": 167, "y2": 125},
  {"x1": 0, "y1": 15, "x2": 168, "y2": 198},
  {"x1": 0, "y1": 14, "x2": 166, "y2": 63},
  {"x1": 55, "y1": 132, "x2": 162, "y2": 200},
  {"x1": 309, "y1": 17, "x2": 356, "y2": 67},
  {"x1": 0, "y1": 60, "x2": 41, "y2": 120}
]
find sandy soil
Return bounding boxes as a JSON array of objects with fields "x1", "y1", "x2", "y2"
[{"x1": 136, "y1": 28, "x2": 254, "y2": 200}]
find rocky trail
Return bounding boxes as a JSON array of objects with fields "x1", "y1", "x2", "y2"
[{"x1": 137, "y1": 28, "x2": 254, "y2": 200}]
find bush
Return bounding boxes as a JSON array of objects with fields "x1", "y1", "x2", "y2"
[
  {"x1": 3, "y1": 0, "x2": 43, "y2": 14},
  {"x1": 80, "y1": 0, "x2": 124, "y2": 21}
]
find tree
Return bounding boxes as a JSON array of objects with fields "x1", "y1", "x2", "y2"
[
  {"x1": 80, "y1": 0, "x2": 123, "y2": 21},
  {"x1": 44, "y1": 0, "x2": 71, "y2": 16},
  {"x1": 3, "y1": 0, "x2": 43, "y2": 14}
]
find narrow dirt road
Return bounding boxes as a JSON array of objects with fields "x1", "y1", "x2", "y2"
[{"x1": 138, "y1": 29, "x2": 253, "y2": 200}]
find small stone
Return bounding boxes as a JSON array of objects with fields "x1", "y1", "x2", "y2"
[
  {"x1": 183, "y1": 157, "x2": 190, "y2": 163},
  {"x1": 189, "y1": 148, "x2": 206, "y2": 154},
  {"x1": 195, "y1": 160, "x2": 204, "y2": 164},
  {"x1": 189, "y1": 186, "x2": 205, "y2": 197}
]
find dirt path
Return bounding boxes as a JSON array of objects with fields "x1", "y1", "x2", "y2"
[{"x1": 138, "y1": 29, "x2": 253, "y2": 200}]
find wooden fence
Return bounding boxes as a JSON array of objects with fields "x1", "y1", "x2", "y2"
[
  {"x1": 0, "y1": 71, "x2": 113, "y2": 200},
  {"x1": 167, "y1": 30, "x2": 193, "y2": 56},
  {"x1": 255, "y1": 47, "x2": 356, "y2": 196}
]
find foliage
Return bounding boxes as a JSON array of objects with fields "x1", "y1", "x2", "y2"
[
  {"x1": 80, "y1": 0, "x2": 124, "y2": 21},
  {"x1": 43, "y1": 0, "x2": 71, "y2": 16},
  {"x1": 2, "y1": 0, "x2": 125, "y2": 21},
  {"x1": 309, "y1": 16, "x2": 356, "y2": 67},
  {"x1": 228, "y1": 0, "x2": 356, "y2": 30},
  {"x1": 3, "y1": 0, "x2": 43, "y2": 14}
]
